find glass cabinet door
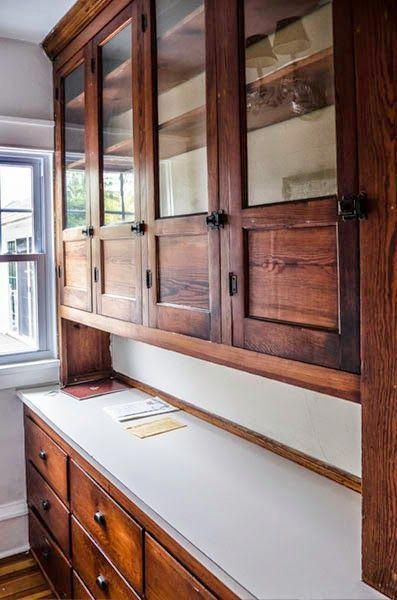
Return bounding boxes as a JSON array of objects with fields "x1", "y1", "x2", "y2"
[
  {"x1": 91, "y1": 5, "x2": 143, "y2": 323},
  {"x1": 57, "y1": 52, "x2": 93, "y2": 312},
  {"x1": 225, "y1": 0, "x2": 360, "y2": 371},
  {"x1": 146, "y1": 0, "x2": 221, "y2": 341}
]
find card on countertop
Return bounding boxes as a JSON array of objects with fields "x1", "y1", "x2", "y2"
[
  {"x1": 126, "y1": 416, "x2": 187, "y2": 438},
  {"x1": 104, "y1": 396, "x2": 178, "y2": 422}
]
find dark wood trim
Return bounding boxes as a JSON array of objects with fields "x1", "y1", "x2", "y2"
[
  {"x1": 60, "y1": 304, "x2": 361, "y2": 402},
  {"x1": 357, "y1": 1, "x2": 397, "y2": 597},
  {"x1": 115, "y1": 372, "x2": 361, "y2": 494},
  {"x1": 24, "y1": 407, "x2": 240, "y2": 600}
]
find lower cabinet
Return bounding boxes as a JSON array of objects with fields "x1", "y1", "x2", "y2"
[{"x1": 25, "y1": 411, "x2": 233, "y2": 599}]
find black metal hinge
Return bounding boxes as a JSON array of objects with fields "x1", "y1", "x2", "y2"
[
  {"x1": 131, "y1": 221, "x2": 145, "y2": 236},
  {"x1": 206, "y1": 209, "x2": 227, "y2": 230},
  {"x1": 141, "y1": 14, "x2": 147, "y2": 32},
  {"x1": 55, "y1": 88, "x2": 59, "y2": 101},
  {"x1": 146, "y1": 269, "x2": 153, "y2": 289},
  {"x1": 93, "y1": 267, "x2": 99, "y2": 283},
  {"x1": 229, "y1": 273, "x2": 238, "y2": 296},
  {"x1": 90, "y1": 58, "x2": 96, "y2": 74},
  {"x1": 56, "y1": 265, "x2": 62, "y2": 278},
  {"x1": 338, "y1": 192, "x2": 367, "y2": 221}
]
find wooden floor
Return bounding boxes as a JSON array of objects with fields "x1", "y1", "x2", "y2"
[{"x1": 0, "y1": 552, "x2": 53, "y2": 600}]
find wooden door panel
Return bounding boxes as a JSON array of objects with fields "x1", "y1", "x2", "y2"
[
  {"x1": 62, "y1": 239, "x2": 91, "y2": 310},
  {"x1": 246, "y1": 225, "x2": 338, "y2": 329},
  {"x1": 99, "y1": 236, "x2": 137, "y2": 321}
]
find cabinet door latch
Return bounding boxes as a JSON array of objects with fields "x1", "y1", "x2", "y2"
[
  {"x1": 206, "y1": 209, "x2": 227, "y2": 230},
  {"x1": 93, "y1": 267, "x2": 99, "y2": 283},
  {"x1": 82, "y1": 225, "x2": 94, "y2": 237},
  {"x1": 338, "y1": 192, "x2": 367, "y2": 221},
  {"x1": 229, "y1": 273, "x2": 238, "y2": 296},
  {"x1": 141, "y1": 14, "x2": 148, "y2": 32},
  {"x1": 131, "y1": 221, "x2": 145, "y2": 236},
  {"x1": 146, "y1": 269, "x2": 153, "y2": 289}
]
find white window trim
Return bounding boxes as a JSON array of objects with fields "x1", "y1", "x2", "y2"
[{"x1": 0, "y1": 147, "x2": 57, "y2": 367}]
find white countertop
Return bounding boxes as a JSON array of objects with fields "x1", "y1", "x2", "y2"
[{"x1": 19, "y1": 386, "x2": 386, "y2": 600}]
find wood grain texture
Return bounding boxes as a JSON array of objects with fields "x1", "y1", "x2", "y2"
[
  {"x1": 247, "y1": 225, "x2": 338, "y2": 329},
  {"x1": 61, "y1": 304, "x2": 361, "y2": 402},
  {"x1": 145, "y1": 534, "x2": 215, "y2": 600},
  {"x1": 25, "y1": 418, "x2": 69, "y2": 504},
  {"x1": 24, "y1": 407, "x2": 240, "y2": 600},
  {"x1": 158, "y1": 235, "x2": 209, "y2": 309},
  {"x1": 27, "y1": 462, "x2": 70, "y2": 557},
  {"x1": 70, "y1": 461, "x2": 143, "y2": 593},
  {"x1": 358, "y1": 1, "x2": 397, "y2": 597},
  {"x1": 29, "y1": 511, "x2": 72, "y2": 600},
  {"x1": 71, "y1": 517, "x2": 139, "y2": 600},
  {"x1": 73, "y1": 571, "x2": 94, "y2": 600},
  {"x1": 116, "y1": 373, "x2": 362, "y2": 493},
  {"x1": 60, "y1": 320, "x2": 112, "y2": 386},
  {"x1": 0, "y1": 552, "x2": 53, "y2": 600}
]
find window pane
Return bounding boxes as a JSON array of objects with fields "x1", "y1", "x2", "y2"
[
  {"x1": 156, "y1": 0, "x2": 208, "y2": 217},
  {"x1": 0, "y1": 165, "x2": 33, "y2": 210},
  {"x1": 244, "y1": 1, "x2": 337, "y2": 206},
  {"x1": 64, "y1": 63, "x2": 87, "y2": 228},
  {"x1": 1, "y1": 213, "x2": 33, "y2": 255},
  {"x1": 101, "y1": 24, "x2": 135, "y2": 225},
  {"x1": 0, "y1": 260, "x2": 38, "y2": 355}
]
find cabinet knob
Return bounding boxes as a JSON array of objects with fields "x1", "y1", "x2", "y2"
[
  {"x1": 94, "y1": 511, "x2": 106, "y2": 527},
  {"x1": 39, "y1": 449, "x2": 47, "y2": 461},
  {"x1": 41, "y1": 499, "x2": 50, "y2": 511},
  {"x1": 96, "y1": 575, "x2": 108, "y2": 591}
]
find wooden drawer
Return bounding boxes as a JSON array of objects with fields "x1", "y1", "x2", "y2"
[
  {"x1": 70, "y1": 460, "x2": 143, "y2": 593},
  {"x1": 72, "y1": 517, "x2": 139, "y2": 600},
  {"x1": 73, "y1": 571, "x2": 94, "y2": 599},
  {"x1": 145, "y1": 534, "x2": 216, "y2": 600},
  {"x1": 27, "y1": 461, "x2": 70, "y2": 556},
  {"x1": 29, "y1": 509, "x2": 72, "y2": 599},
  {"x1": 25, "y1": 417, "x2": 68, "y2": 502}
]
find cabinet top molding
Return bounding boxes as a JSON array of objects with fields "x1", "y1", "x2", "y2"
[{"x1": 42, "y1": 0, "x2": 114, "y2": 60}]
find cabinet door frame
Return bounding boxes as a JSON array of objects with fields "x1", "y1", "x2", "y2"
[
  {"x1": 89, "y1": 2, "x2": 145, "y2": 323},
  {"x1": 55, "y1": 48, "x2": 93, "y2": 313},
  {"x1": 143, "y1": 0, "x2": 221, "y2": 342},
  {"x1": 217, "y1": 0, "x2": 360, "y2": 372}
]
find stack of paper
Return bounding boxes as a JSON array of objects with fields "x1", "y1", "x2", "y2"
[{"x1": 103, "y1": 396, "x2": 178, "y2": 423}]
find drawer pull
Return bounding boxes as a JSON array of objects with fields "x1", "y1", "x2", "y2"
[
  {"x1": 96, "y1": 575, "x2": 108, "y2": 591},
  {"x1": 39, "y1": 449, "x2": 47, "y2": 461},
  {"x1": 41, "y1": 499, "x2": 50, "y2": 511},
  {"x1": 94, "y1": 511, "x2": 106, "y2": 527}
]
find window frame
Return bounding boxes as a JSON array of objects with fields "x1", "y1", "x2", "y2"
[{"x1": 0, "y1": 149, "x2": 56, "y2": 366}]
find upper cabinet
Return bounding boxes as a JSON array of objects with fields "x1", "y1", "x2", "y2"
[
  {"x1": 54, "y1": 0, "x2": 361, "y2": 383},
  {"x1": 145, "y1": 0, "x2": 221, "y2": 341}
]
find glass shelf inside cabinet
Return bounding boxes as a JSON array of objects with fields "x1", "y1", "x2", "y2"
[
  {"x1": 156, "y1": 0, "x2": 208, "y2": 218},
  {"x1": 101, "y1": 23, "x2": 135, "y2": 225}
]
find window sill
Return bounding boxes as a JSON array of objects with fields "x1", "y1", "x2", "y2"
[{"x1": 0, "y1": 358, "x2": 59, "y2": 391}]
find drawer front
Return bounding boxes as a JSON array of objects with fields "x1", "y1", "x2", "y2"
[
  {"x1": 72, "y1": 517, "x2": 139, "y2": 600},
  {"x1": 70, "y1": 460, "x2": 143, "y2": 592},
  {"x1": 27, "y1": 461, "x2": 70, "y2": 556},
  {"x1": 25, "y1": 417, "x2": 68, "y2": 502},
  {"x1": 73, "y1": 571, "x2": 94, "y2": 600},
  {"x1": 145, "y1": 535, "x2": 216, "y2": 600},
  {"x1": 29, "y1": 510, "x2": 72, "y2": 599}
]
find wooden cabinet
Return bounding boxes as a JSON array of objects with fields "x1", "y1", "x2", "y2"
[
  {"x1": 53, "y1": 0, "x2": 362, "y2": 396},
  {"x1": 25, "y1": 410, "x2": 235, "y2": 599}
]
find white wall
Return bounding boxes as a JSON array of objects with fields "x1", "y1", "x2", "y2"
[
  {"x1": 0, "y1": 37, "x2": 54, "y2": 149},
  {"x1": 112, "y1": 337, "x2": 361, "y2": 477},
  {"x1": 0, "y1": 37, "x2": 55, "y2": 557}
]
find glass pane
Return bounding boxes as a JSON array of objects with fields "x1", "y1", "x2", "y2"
[
  {"x1": 64, "y1": 63, "x2": 86, "y2": 228},
  {"x1": 101, "y1": 24, "x2": 135, "y2": 225},
  {"x1": 0, "y1": 164, "x2": 34, "y2": 254},
  {"x1": 0, "y1": 260, "x2": 38, "y2": 355},
  {"x1": 244, "y1": 1, "x2": 337, "y2": 206},
  {"x1": 156, "y1": 0, "x2": 208, "y2": 217}
]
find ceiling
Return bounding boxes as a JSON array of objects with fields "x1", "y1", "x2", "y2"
[{"x1": 0, "y1": 0, "x2": 76, "y2": 45}]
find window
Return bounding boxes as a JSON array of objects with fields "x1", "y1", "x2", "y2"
[{"x1": 0, "y1": 151, "x2": 55, "y2": 364}]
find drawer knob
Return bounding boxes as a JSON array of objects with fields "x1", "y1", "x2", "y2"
[
  {"x1": 96, "y1": 575, "x2": 108, "y2": 591},
  {"x1": 39, "y1": 449, "x2": 47, "y2": 461},
  {"x1": 94, "y1": 511, "x2": 106, "y2": 527},
  {"x1": 41, "y1": 499, "x2": 50, "y2": 511}
]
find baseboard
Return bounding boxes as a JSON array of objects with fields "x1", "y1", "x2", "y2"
[
  {"x1": 0, "y1": 544, "x2": 30, "y2": 561},
  {"x1": 115, "y1": 372, "x2": 362, "y2": 494},
  {"x1": 0, "y1": 500, "x2": 28, "y2": 523}
]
